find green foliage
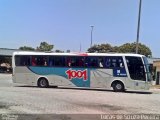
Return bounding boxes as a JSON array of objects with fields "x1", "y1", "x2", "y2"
[
  {"x1": 118, "y1": 43, "x2": 135, "y2": 53},
  {"x1": 36, "y1": 42, "x2": 54, "y2": 52},
  {"x1": 19, "y1": 46, "x2": 35, "y2": 51},
  {"x1": 19, "y1": 42, "x2": 54, "y2": 52},
  {"x1": 118, "y1": 42, "x2": 152, "y2": 56},
  {"x1": 88, "y1": 42, "x2": 152, "y2": 56},
  {"x1": 88, "y1": 44, "x2": 113, "y2": 53}
]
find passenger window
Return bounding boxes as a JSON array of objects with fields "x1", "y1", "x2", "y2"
[
  {"x1": 15, "y1": 55, "x2": 31, "y2": 66},
  {"x1": 66, "y1": 57, "x2": 85, "y2": 67},
  {"x1": 105, "y1": 56, "x2": 124, "y2": 68},
  {"x1": 76, "y1": 57, "x2": 85, "y2": 67},
  {"x1": 105, "y1": 58, "x2": 111, "y2": 68},
  {"x1": 85, "y1": 57, "x2": 98, "y2": 68},
  {"x1": 31, "y1": 56, "x2": 48, "y2": 66},
  {"x1": 66, "y1": 57, "x2": 71, "y2": 67},
  {"x1": 31, "y1": 57, "x2": 36, "y2": 66},
  {"x1": 54, "y1": 56, "x2": 65, "y2": 67},
  {"x1": 49, "y1": 56, "x2": 54, "y2": 66},
  {"x1": 98, "y1": 57, "x2": 104, "y2": 68},
  {"x1": 70, "y1": 57, "x2": 76, "y2": 67}
]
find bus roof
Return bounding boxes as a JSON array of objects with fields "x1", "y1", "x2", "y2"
[{"x1": 12, "y1": 51, "x2": 146, "y2": 57}]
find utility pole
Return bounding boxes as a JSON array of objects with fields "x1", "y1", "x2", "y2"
[
  {"x1": 90, "y1": 26, "x2": 94, "y2": 47},
  {"x1": 136, "y1": 0, "x2": 142, "y2": 54}
]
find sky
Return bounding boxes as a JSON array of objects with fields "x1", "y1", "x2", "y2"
[{"x1": 0, "y1": 0, "x2": 160, "y2": 57}]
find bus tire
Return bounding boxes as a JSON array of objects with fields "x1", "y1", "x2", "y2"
[
  {"x1": 38, "y1": 78, "x2": 49, "y2": 88},
  {"x1": 112, "y1": 81, "x2": 125, "y2": 92}
]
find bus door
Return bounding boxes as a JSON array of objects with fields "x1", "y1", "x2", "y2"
[{"x1": 125, "y1": 56, "x2": 146, "y2": 90}]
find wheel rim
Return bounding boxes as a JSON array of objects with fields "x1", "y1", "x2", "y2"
[
  {"x1": 40, "y1": 79, "x2": 47, "y2": 87},
  {"x1": 116, "y1": 83, "x2": 122, "y2": 90}
]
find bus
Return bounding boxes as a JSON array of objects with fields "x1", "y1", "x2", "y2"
[{"x1": 12, "y1": 51, "x2": 151, "y2": 92}]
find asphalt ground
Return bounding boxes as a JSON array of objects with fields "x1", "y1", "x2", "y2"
[{"x1": 0, "y1": 74, "x2": 160, "y2": 120}]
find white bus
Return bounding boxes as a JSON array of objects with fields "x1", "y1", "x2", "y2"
[{"x1": 12, "y1": 51, "x2": 151, "y2": 92}]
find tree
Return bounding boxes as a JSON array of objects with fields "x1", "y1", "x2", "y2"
[
  {"x1": 19, "y1": 46, "x2": 35, "y2": 51},
  {"x1": 118, "y1": 43, "x2": 135, "y2": 53},
  {"x1": 88, "y1": 43, "x2": 113, "y2": 53},
  {"x1": 19, "y1": 41, "x2": 54, "y2": 52},
  {"x1": 36, "y1": 42, "x2": 54, "y2": 52},
  {"x1": 118, "y1": 42, "x2": 152, "y2": 56},
  {"x1": 112, "y1": 46, "x2": 119, "y2": 52},
  {"x1": 87, "y1": 42, "x2": 152, "y2": 56}
]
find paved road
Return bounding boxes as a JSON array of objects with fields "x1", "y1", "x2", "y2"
[{"x1": 0, "y1": 74, "x2": 160, "y2": 120}]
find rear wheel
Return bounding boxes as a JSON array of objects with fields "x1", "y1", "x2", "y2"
[
  {"x1": 113, "y1": 82, "x2": 124, "y2": 92},
  {"x1": 38, "y1": 78, "x2": 49, "y2": 88}
]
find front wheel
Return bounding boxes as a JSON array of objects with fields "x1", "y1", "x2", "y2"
[
  {"x1": 38, "y1": 78, "x2": 49, "y2": 88},
  {"x1": 113, "y1": 82, "x2": 124, "y2": 92}
]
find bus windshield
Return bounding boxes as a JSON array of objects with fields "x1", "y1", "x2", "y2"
[
  {"x1": 125, "y1": 56, "x2": 146, "y2": 81},
  {"x1": 143, "y1": 57, "x2": 152, "y2": 82}
]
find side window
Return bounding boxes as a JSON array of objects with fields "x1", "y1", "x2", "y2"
[
  {"x1": 66, "y1": 56, "x2": 85, "y2": 67},
  {"x1": 98, "y1": 57, "x2": 104, "y2": 68},
  {"x1": 66, "y1": 57, "x2": 72, "y2": 67},
  {"x1": 85, "y1": 57, "x2": 98, "y2": 68},
  {"x1": 117, "y1": 57, "x2": 124, "y2": 68},
  {"x1": 70, "y1": 57, "x2": 76, "y2": 67},
  {"x1": 54, "y1": 56, "x2": 65, "y2": 67},
  {"x1": 31, "y1": 56, "x2": 36, "y2": 66},
  {"x1": 31, "y1": 56, "x2": 48, "y2": 66},
  {"x1": 105, "y1": 57, "x2": 111, "y2": 68},
  {"x1": 76, "y1": 57, "x2": 85, "y2": 67},
  {"x1": 105, "y1": 56, "x2": 124, "y2": 68},
  {"x1": 49, "y1": 56, "x2": 54, "y2": 66},
  {"x1": 15, "y1": 56, "x2": 31, "y2": 66}
]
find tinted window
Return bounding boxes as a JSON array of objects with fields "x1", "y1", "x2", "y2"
[
  {"x1": 54, "y1": 56, "x2": 65, "y2": 67},
  {"x1": 98, "y1": 57, "x2": 104, "y2": 68},
  {"x1": 49, "y1": 56, "x2": 55, "y2": 66},
  {"x1": 125, "y1": 56, "x2": 145, "y2": 81},
  {"x1": 85, "y1": 57, "x2": 98, "y2": 68},
  {"x1": 15, "y1": 55, "x2": 125, "y2": 69},
  {"x1": 105, "y1": 56, "x2": 124, "y2": 68},
  {"x1": 31, "y1": 56, "x2": 48, "y2": 66},
  {"x1": 66, "y1": 56, "x2": 85, "y2": 67},
  {"x1": 15, "y1": 55, "x2": 31, "y2": 66}
]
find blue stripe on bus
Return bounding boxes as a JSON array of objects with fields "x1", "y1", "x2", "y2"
[{"x1": 28, "y1": 67, "x2": 91, "y2": 87}]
